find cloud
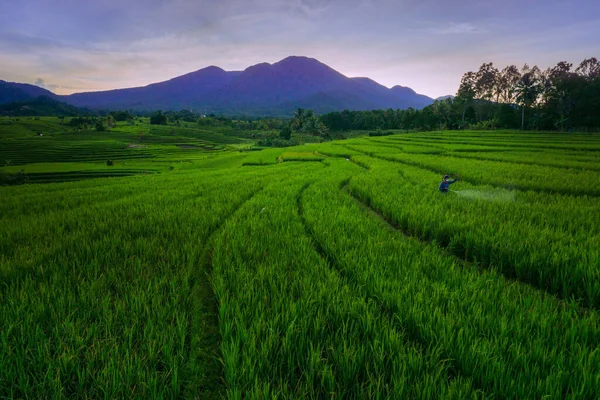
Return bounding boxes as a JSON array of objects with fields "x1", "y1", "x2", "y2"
[
  {"x1": 1, "y1": 0, "x2": 598, "y2": 98},
  {"x1": 34, "y1": 78, "x2": 65, "y2": 92},
  {"x1": 34, "y1": 78, "x2": 48, "y2": 88},
  {"x1": 430, "y1": 22, "x2": 484, "y2": 35}
]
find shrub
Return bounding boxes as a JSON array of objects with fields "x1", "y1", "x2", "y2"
[
  {"x1": 369, "y1": 129, "x2": 395, "y2": 137},
  {"x1": 279, "y1": 125, "x2": 292, "y2": 140},
  {"x1": 0, "y1": 170, "x2": 28, "y2": 186}
]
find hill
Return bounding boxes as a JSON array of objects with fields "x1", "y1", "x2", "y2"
[
  {"x1": 0, "y1": 96, "x2": 91, "y2": 117},
  {"x1": 0, "y1": 80, "x2": 58, "y2": 104}
]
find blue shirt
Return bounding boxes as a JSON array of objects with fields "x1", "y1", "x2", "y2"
[{"x1": 439, "y1": 179, "x2": 457, "y2": 192}]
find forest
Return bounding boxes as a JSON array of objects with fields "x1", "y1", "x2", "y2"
[{"x1": 320, "y1": 57, "x2": 600, "y2": 132}]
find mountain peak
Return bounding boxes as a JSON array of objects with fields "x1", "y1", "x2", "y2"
[
  {"x1": 180, "y1": 65, "x2": 227, "y2": 78},
  {"x1": 273, "y1": 56, "x2": 335, "y2": 71},
  {"x1": 276, "y1": 55, "x2": 320, "y2": 64},
  {"x1": 391, "y1": 85, "x2": 417, "y2": 95},
  {"x1": 200, "y1": 65, "x2": 226, "y2": 73},
  {"x1": 160, "y1": 65, "x2": 229, "y2": 86},
  {"x1": 244, "y1": 62, "x2": 272, "y2": 72}
]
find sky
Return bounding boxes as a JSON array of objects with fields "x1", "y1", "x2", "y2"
[{"x1": 0, "y1": 0, "x2": 598, "y2": 98}]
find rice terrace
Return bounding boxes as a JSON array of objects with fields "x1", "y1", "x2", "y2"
[
  {"x1": 1, "y1": 115, "x2": 600, "y2": 398},
  {"x1": 2, "y1": 0, "x2": 600, "y2": 398}
]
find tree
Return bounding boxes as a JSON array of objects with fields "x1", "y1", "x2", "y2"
[
  {"x1": 498, "y1": 65, "x2": 521, "y2": 103},
  {"x1": 432, "y1": 99, "x2": 451, "y2": 129},
  {"x1": 497, "y1": 103, "x2": 519, "y2": 128},
  {"x1": 515, "y1": 64, "x2": 541, "y2": 130},
  {"x1": 543, "y1": 61, "x2": 582, "y2": 130},
  {"x1": 291, "y1": 108, "x2": 315, "y2": 144},
  {"x1": 279, "y1": 124, "x2": 292, "y2": 140},
  {"x1": 575, "y1": 57, "x2": 600, "y2": 81},
  {"x1": 110, "y1": 110, "x2": 133, "y2": 122},
  {"x1": 291, "y1": 108, "x2": 306, "y2": 132},
  {"x1": 476, "y1": 63, "x2": 499, "y2": 99},
  {"x1": 302, "y1": 116, "x2": 328, "y2": 138},
  {"x1": 456, "y1": 72, "x2": 477, "y2": 127},
  {"x1": 475, "y1": 63, "x2": 499, "y2": 121},
  {"x1": 95, "y1": 119, "x2": 106, "y2": 131},
  {"x1": 106, "y1": 115, "x2": 116, "y2": 130},
  {"x1": 150, "y1": 111, "x2": 167, "y2": 125}
]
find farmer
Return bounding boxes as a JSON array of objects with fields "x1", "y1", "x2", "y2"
[{"x1": 439, "y1": 174, "x2": 458, "y2": 193}]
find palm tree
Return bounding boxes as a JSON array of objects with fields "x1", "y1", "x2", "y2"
[
  {"x1": 292, "y1": 108, "x2": 315, "y2": 145},
  {"x1": 515, "y1": 66, "x2": 540, "y2": 130},
  {"x1": 106, "y1": 115, "x2": 116, "y2": 131},
  {"x1": 291, "y1": 108, "x2": 305, "y2": 143},
  {"x1": 302, "y1": 116, "x2": 328, "y2": 139},
  {"x1": 292, "y1": 108, "x2": 305, "y2": 128},
  {"x1": 493, "y1": 74, "x2": 506, "y2": 104}
]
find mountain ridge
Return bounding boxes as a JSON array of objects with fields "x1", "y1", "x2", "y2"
[
  {"x1": 1, "y1": 56, "x2": 435, "y2": 116},
  {"x1": 0, "y1": 95, "x2": 91, "y2": 117}
]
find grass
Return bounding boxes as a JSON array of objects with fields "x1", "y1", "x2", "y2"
[
  {"x1": 278, "y1": 151, "x2": 325, "y2": 162},
  {"x1": 346, "y1": 155, "x2": 600, "y2": 307},
  {"x1": 446, "y1": 150, "x2": 600, "y2": 171},
  {"x1": 302, "y1": 162, "x2": 599, "y2": 398},
  {"x1": 2, "y1": 121, "x2": 600, "y2": 398},
  {"x1": 349, "y1": 144, "x2": 600, "y2": 197},
  {"x1": 212, "y1": 166, "x2": 475, "y2": 398}
]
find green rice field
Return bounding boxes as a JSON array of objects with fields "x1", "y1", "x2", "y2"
[{"x1": 1, "y1": 118, "x2": 599, "y2": 399}]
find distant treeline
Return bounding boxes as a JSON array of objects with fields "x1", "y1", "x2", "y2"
[
  {"x1": 145, "y1": 110, "x2": 285, "y2": 131},
  {"x1": 320, "y1": 57, "x2": 600, "y2": 132}
]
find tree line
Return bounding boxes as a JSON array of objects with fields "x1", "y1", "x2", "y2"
[{"x1": 319, "y1": 57, "x2": 600, "y2": 132}]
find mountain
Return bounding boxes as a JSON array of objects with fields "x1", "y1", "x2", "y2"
[
  {"x1": 388, "y1": 85, "x2": 434, "y2": 109},
  {"x1": 1, "y1": 57, "x2": 435, "y2": 116},
  {"x1": 0, "y1": 80, "x2": 58, "y2": 104},
  {"x1": 435, "y1": 95, "x2": 454, "y2": 101},
  {"x1": 0, "y1": 95, "x2": 91, "y2": 117},
  {"x1": 64, "y1": 66, "x2": 242, "y2": 111}
]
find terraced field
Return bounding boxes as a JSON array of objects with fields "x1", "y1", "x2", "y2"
[
  {"x1": 2, "y1": 125, "x2": 599, "y2": 399},
  {"x1": 0, "y1": 117, "x2": 248, "y2": 184}
]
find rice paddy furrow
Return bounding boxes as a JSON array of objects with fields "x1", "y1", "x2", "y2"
[
  {"x1": 348, "y1": 145, "x2": 600, "y2": 198},
  {"x1": 344, "y1": 181, "x2": 583, "y2": 311},
  {"x1": 297, "y1": 180, "x2": 482, "y2": 393},
  {"x1": 301, "y1": 164, "x2": 600, "y2": 398},
  {"x1": 184, "y1": 185, "x2": 265, "y2": 399}
]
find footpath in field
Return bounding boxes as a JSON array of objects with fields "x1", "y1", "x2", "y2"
[{"x1": 1, "y1": 129, "x2": 599, "y2": 398}]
